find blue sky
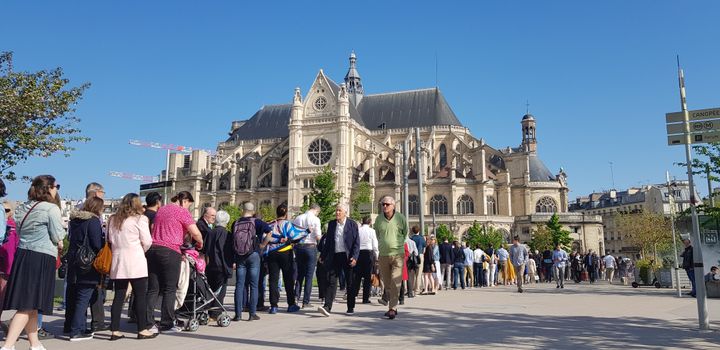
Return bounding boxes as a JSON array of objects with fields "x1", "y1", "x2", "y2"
[{"x1": 2, "y1": 1, "x2": 719, "y2": 201}]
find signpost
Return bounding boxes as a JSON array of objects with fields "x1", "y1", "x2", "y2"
[{"x1": 666, "y1": 61, "x2": 710, "y2": 330}]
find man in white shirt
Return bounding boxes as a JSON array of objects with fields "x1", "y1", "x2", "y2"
[
  {"x1": 603, "y1": 253, "x2": 616, "y2": 284},
  {"x1": 473, "y1": 245, "x2": 485, "y2": 287},
  {"x1": 355, "y1": 217, "x2": 378, "y2": 304},
  {"x1": 293, "y1": 204, "x2": 322, "y2": 308}
]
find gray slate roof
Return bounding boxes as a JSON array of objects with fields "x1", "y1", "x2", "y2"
[
  {"x1": 228, "y1": 86, "x2": 461, "y2": 141},
  {"x1": 529, "y1": 155, "x2": 556, "y2": 182}
]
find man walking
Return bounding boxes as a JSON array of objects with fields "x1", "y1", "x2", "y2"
[
  {"x1": 552, "y1": 244, "x2": 568, "y2": 289},
  {"x1": 374, "y1": 196, "x2": 407, "y2": 320},
  {"x1": 603, "y1": 252, "x2": 616, "y2": 284},
  {"x1": 584, "y1": 250, "x2": 597, "y2": 283},
  {"x1": 293, "y1": 204, "x2": 322, "y2": 308},
  {"x1": 318, "y1": 204, "x2": 359, "y2": 316},
  {"x1": 509, "y1": 236, "x2": 529, "y2": 293},
  {"x1": 355, "y1": 217, "x2": 378, "y2": 304}
]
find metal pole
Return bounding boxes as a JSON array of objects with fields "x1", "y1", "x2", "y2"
[
  {"x1": 164, "y1": 149, "x2": 170, "y2": 205},
  {"x1": 403, "y1": 140, "x2": 409, "y2": 223},
  {"x1": 667, "y1": 171, "x2": 682, "y2": 298},
  {"x1": 707, "y1": 164, "x2": 714, "y2": 207},
  {"x1": 415, "y1": 128, "x2": 426, "y2": 235},
  {"x1": 678, "y1": 62, "x2": 709, "y2": 330}
]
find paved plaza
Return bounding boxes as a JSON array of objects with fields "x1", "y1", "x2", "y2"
[{"x1": 5, "y1": 282, "x2": 719, "y2": 350}]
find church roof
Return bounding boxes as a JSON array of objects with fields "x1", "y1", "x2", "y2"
[
  {"x1": 528, "y1": 155, "x2": 556, "y2": 182},
  {"x1": 228, "y1": 86, "x2": 461, "y2": 141},
  {"x1": 358, "y1": 88, "x2": 462, "y2": 129}
]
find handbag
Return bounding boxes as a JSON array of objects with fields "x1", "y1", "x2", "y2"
[
  {"x1": 93, "y1": 241, "x2": 112, "y2": 275},
  {"x1": 75, "y1": 224, "x2": 96, "y2": 273},
  {"x1": 370, "y1": 273, "x2": 381, "y2": 287}
]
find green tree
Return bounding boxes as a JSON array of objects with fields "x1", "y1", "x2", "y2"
[
  {"x1": 435, "y1": 224, "x2": 454, "y2": 243},
  {"x1": 220, "y1": 204, "x2": 242, "y2": 228},
  {"x1": 546, "y1": 213, "x2": 573, "y2": 248},
  {"x1": 470, "y1": 225, "x2": 506, "y2": 250},
  {"x1": 0, "y1": 52, "x2": 91, "y2": 180},
  {"x1": 529, "y1": 223, "x2": 554, "y2": 252},
  {"x1": 350, "y1": 181, "x2": 372, "y2": 221},
  {"x1": 305, "y1": 166, "x2": 343, "y2": 230},
  {"x1": 258, "y1": 204, "x2": 275, "y2": 222},
  {"x1": 679, "y1": 143, "x2": 720, "y2": 227},
  {"x1": 616, "y1": 212, "x2": 672, "y2": 261}
]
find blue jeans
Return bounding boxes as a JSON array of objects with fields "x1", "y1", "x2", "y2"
[
  {"x1": 235, "y1": 252, "x2": 260, "y2": 317},
  {"x1": 69, "y1": 284, "x2": 95, "y2": 336},
  {"x1": 686, "y1": 268, "x2": 696, "y2": 296},
  {"x1": 294, "y1": 245, "x2": 317, "y2": 305},
  {"x1": 452, "y1": 262, "x2": 465, "y2": 289}
]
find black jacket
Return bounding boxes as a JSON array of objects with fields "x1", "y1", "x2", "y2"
[
  {"x1": 439, "y1": 242, "x2": 453, "y2": 264},
  {"x1": 205, "y1": 226, "x2": 234, "y2": 278},
  {"x1": 197, "y1": 218, "x2": 212, "y2": 247},
  {"x1": 451, "y1": 246, "x2": 465, "y2": 264},
  {"x1": 320, "y1": 218, "x2": 360, "y2": 268},
  {"x1": 681, "y1": 245, "x2": 693, "y2": 270},
  {"x1": 67, "y1": 211, "x2": 103, "y2": 285}
]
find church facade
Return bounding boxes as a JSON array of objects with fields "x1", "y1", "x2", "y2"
[{"x1": 156, "y1": 53, "x2": 603, "y2": 253}]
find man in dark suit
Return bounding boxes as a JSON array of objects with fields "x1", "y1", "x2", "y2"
[
  {"x1": 196, "y1": 206, "x2": 216, "y2": 243},
  {"x1": 317, "y1": 204, "x2": 360, "y2": 316}
]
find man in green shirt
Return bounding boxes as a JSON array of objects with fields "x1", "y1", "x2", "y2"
[{"x1": 374, "y1": 195, "x2": 407, "y2": 320}]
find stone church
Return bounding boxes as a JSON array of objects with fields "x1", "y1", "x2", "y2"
[{"x1": 155, "y1": 52, "x2": 603, "y2": 253}]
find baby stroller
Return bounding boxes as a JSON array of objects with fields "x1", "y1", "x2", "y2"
[{"x1": 176, "y1": 247, "x2": 232, "y2": 331}]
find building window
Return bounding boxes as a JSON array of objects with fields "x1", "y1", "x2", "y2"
[
  {"x1": 535, "y1": 196, "x2": 558, "y2": 213},
  {"x1": 486, "y1": 196, "x2": 497, "y2": 215},
  {"x1": 430, "y1": 194, "x2": 448, "y2": 215},
  {"x1": 439, "y1": 144, "x2": 447, "y2": 168},
  {"x1": 408, "y1": 195, "x2": 419, "y2": 216},
  {"x1": 308, "y1": 138, "x2": 332, "y2": 165},
  {"x1": 456, "y1": 195, "x2": 474, "y2": 215}
]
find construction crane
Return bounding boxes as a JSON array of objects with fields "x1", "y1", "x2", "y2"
[
  {"x1": 108, "y1": 171, "x2": 159, "y2": 183},
  {"x1": 128, "y1": 139, "x2": 216, "y2": 155}
]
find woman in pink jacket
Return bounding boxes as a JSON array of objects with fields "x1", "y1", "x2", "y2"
[{"x1": 107, "y1": 193, "x2": 155, "y2": 340}]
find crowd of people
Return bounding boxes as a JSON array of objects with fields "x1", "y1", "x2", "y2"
[{"x1": 0, "y1": 175, "x2": 698, "y2": 350}]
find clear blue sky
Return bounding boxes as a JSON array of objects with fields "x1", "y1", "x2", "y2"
[{"x1": 2, "y1": 1, "x2": 719, "y2": 201}]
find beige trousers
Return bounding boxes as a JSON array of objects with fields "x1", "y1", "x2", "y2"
[{"x1": 378, "y1": 255, "x2": 404, "y2": 310}]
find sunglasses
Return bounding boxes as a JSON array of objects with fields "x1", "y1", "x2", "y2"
[
  {"x1": 4, "y1": 208, "x2": 9, "y2": 213},
  {"x1": 52, "y1": 184, "x2": 61, "y2": 190},
  {"x1": 382, "y1": 203, "x2": 393, "y2": 207}
]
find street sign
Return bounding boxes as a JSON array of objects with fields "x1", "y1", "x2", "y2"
[
  {"x1": 666, "y1": 119, "x2": 720, "y2": 135},
  {"x1": 668, "y1": 130, "x2": 720, "y2": 145},
  {"x1": 666, "y1": 107, "x2": 720, "y2": 123}
]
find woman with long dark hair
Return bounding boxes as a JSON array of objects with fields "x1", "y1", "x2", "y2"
[
  {"x1": 64, "y1": 197, "x2": 104, "y2": 341},
  {"x1": 145, "y1": 191, "x2": 203, "y2": 333},
  {"x1": 1, "y1": 175, "x2": 65, "y2": 350},
  {"x1": 108, "y1": 193, "x2": 155, "y2": 340}
]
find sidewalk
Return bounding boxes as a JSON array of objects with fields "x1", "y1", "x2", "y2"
[{"x1": 5, "y1": 281, "x2": 719, "y2": 349}]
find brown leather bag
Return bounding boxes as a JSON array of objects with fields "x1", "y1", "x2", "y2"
[{"x1": 93, "y1": 242, "x2": 112, "y2": 275}]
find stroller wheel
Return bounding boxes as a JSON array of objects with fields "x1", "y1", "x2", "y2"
[
  {"x1": 198, "y1": 312, "x2": 209, "y2": 325},
  {"x1": 186, "y1": 318, "x2": 200, "y2": 332},
  {"x1": 217, "y1": 314, "x2": 232, "y2": 328}
]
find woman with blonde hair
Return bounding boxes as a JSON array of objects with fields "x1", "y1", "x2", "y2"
[
  {"x1": 1, "y1": 175, "x2": 65, "y2": 350},
  {"x1": 108, "y1": 193, "x2": 155, "y2": 340}
]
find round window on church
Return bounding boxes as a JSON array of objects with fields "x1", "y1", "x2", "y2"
[
  {"x1": 314, "y1": 96, "x2": 327, "y2": 110},
  {"x1": 308, "y1": 138, "x2": 332, "y2": 165}
]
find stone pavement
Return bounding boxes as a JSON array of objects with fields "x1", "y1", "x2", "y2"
[{"x1": 5, "y1": 281, "x2": 720, "y2": 349}]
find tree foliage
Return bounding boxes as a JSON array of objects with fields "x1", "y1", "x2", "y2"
[
  {"x1": 546, "y1": 213, "x2": 573, "y2": 248},
  {"x1": 616, "y1": 212, "x2": 672, "y2": 260},
  {"x1": 529, "y1": 223, "x2": 554, "y2": 252},
  {"x1": 257, "y1": 204, "x2": 275, "y2": 222},
  {"x1": 350, "y1": 181, "x2": 372, "y2": 221},
  {"x1": 304, "y1": 166, "x2": 343, "y2": 230},
  {"x1": 465, "y1": 222, "x2": 505, "y2": 250},
  {"x1": 0, "y1": 51, "x2": 91, "y2": 180},
  {"x1": 678, "y1": 143, "x2": 720, "y2": 226},
  {"x1": 220, "y1": 204, "x2": 242, "y2": 228},
  {"x1": 435, "y1": 224, "x2": 454, "y2": 243}
]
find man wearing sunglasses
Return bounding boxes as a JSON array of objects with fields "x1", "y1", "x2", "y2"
[{"x1": 374, "y1": 196, "x2": 407, "y2": 320}]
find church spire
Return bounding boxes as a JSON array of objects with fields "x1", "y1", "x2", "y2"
[{"x1": 344, "y1": 50, "x2": 363, "y2": 106}]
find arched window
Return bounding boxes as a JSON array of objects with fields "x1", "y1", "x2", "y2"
[
  {"x1": 408, "y1": 195, "x2": 419, "y2": 216},
  {"x1": 430, "y1": 194, "x2": 448, "y2": 215},
  {"x1": 258, "y1": 173, "x2": 272, "y2": 188},
  {"x1": 439, "y1": 144, "x2": 447, "y2": 168},
  {"x1": 486, "y1": 196, "x2": 497, "y2": 215},
  {"x1": 535, "y1": 196, "x2": 558, "y2": 213},
  {"x1": 456, "y1": 195, "x2": 474, "y2": 215}
]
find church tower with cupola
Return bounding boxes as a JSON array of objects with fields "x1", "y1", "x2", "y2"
[
  {"x1": 344, "y1": 51, "x2": 363, "y2": 107},
  {"x1": 521, "y1": 113, "x2": 537, "y2": 153}
]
